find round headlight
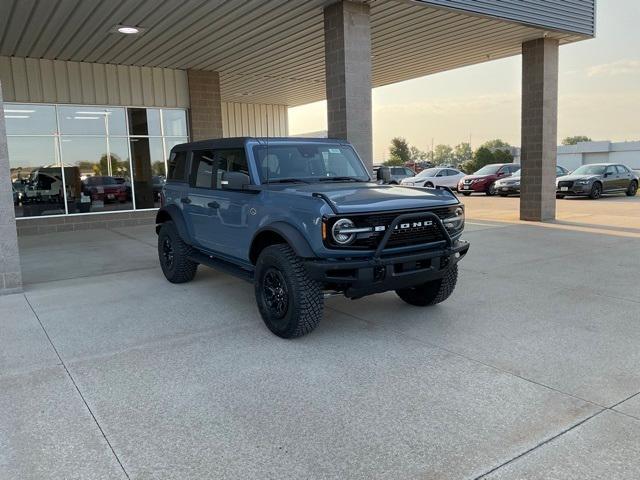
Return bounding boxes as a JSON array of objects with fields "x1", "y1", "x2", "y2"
[
  {"x1": 332, "y1": 218, "x2": 356, "y2": 245},
  {"x1": 443, "y1": 207, "x2": 465, "y2": 231}
]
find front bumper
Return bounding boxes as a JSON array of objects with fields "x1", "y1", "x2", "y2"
[
  {"x1": 304, "y1": 240, "x2": 470, "y2": 298},
  {"x1": 458, "y1": 182, "x2": 486, "y2": 193},
  {"x1": 496, "y1": 184, "x2": 520, "y2": 194},
  {"x1": 556, "y1": 185, "x2": 588, "y2": 195}
]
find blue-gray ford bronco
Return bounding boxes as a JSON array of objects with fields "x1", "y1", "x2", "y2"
[{"x1": 156, "y1": 137, "x2": 469, "y2": 338}]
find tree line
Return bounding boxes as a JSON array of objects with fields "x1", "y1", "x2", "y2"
[
  {"x1": 384, "y1": 137, "x2": 514, "y2": 174},
  {"x1": 384, "y1": 135, "x2": 594, "y2": 174}
]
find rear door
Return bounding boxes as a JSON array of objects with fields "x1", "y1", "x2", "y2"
[{"x1": 616, "y1": 165, "x2": 632, "y2": 190}]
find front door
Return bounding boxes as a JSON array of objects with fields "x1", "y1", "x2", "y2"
[
  {"x1": 603, "y1": 165, "x2": 618, "y2": 192},
  {"x1": 187, "y1": 148, "x2": 254, "y2": 260}
]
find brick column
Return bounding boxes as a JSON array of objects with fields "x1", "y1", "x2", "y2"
[
  {"x1": 0, "y1": 82, "x2": 23, "y2": 294},
  {"x1": 520, "y1": 38, "x2": 559, "y2": 221},
  {"x1": 324, "y1": 1, "x2": 373, "y2": 171},
  {"x1": 187, "y1": 70, "x2": 223, "y2": 141}
]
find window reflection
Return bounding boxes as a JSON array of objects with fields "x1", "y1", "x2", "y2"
[
  {"x1": 163, "y1": 110, "x2": 187, "y2": 136},
  {"x1": 7, "y1": 137, "x2": 65, "y2": 217},
  {"x1": 4, "y1": 103, "x2": 188, "y2": 217},
  {"x1": 60, "y1": 137, "x2": 133, "y2": 213}
]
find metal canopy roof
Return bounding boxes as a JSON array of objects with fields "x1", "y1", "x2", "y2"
[{"x1": 0, "y1": 0, "x2": 587, "y2": 107}]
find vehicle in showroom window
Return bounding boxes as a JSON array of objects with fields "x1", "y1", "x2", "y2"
[
  {"x1": 373, "y1": 165, "x2": 416, "y2": 184},
  {"x1": 156, "y1": 138, "x2": 469, "y2": 338},
  {"x1": 556, "y1": 163, "x2": 639, "y2": 199},
  {"x1": 457, "y1": 163, "x2": 520, "y2": 196},
  {"x1": 495, "y1": 165, "x2": 569, "y2": 197},
  {"x1": 400, "y1": 167, "x2": 465, "y2": 190}
]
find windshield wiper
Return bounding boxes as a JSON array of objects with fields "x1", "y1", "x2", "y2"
[
  {"x1": 318, "y1": 176, "x2": 366, "y2": 182},
  {"x1": 266, "y1": 178, "x2": 310, "y2": 184}
]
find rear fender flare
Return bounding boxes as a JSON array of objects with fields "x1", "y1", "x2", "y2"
[{"x1": 155, "y1": 205, "x2": 191, "y2": 244}]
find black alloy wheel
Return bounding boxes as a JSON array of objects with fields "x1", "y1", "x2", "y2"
[
  {"x1": 627, "y1": 181, "x2": 638, "y2": 197},
  {"x1": 589, "y1": 182, "x2": 602, "y2": 199},
  {"x1": 262, "y1": 268, "x2": 289, "y2": 319},
  {"x1": 162, "y1": 237, "x2": 174, "y2": 270}
]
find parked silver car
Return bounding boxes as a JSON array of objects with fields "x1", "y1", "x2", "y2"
[
  {"x1": 495, "y1": 165, "x2": 569, "y2": 196},
  {"x1": 374, "y1": 165, "x2": 415, "y2": 184}
]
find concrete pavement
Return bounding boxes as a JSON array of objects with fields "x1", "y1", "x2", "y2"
[{"x1": 3, "y1": 201, "x2": 640, "y2": 479}]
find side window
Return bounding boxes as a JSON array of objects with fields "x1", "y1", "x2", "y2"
[
  {"x1": 498, "y1": 166, "x2": 509, "y2": 175},
  {"x1": 509, "y1": 165, "x2": 520, "y2": 174},
  {"x1": 616, "y1": 165, "x2": 629, "y2": 174},
  {"x1": 445, "y1": 169, "x2": 456, "y2": 176},
  {"x1": 214, "y1": 149, "x2": 249, "y2": 189},
  {"x1": 167, "y1": 151, "x2": 188, "y2": 182},
  {"x1": 405, "y1": 168, "x2": 414, "y2": 176},
  {"x1": 605, "y1": 165, "x2": 616, "y2": 175},
  {"x1": 191, "y1": 150, "x2": 215, "y2": 189}
]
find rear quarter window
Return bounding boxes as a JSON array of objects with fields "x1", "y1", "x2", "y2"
[{"x1": 167, "y1": 151, "x2": 189, "y2": 182}]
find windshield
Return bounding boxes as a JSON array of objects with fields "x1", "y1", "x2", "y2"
[
  {"x1": 572, "y1": 165, "x2": 607, "y2": 175},
  {"x1": 474, "y1": 165, "x2": 501, "y2": 175},
  {"x1": 414, "y1": 168, "x2": 439, "y2": 179},
  {"x1": 253, "y1": 143, "x2": 370, "y2": 183}
]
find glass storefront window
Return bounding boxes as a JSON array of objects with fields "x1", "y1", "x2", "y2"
[
  {"x1": 7, "y1": 136, "x2": 65, "y2": 217},
  {"x1": 4, "y1": 103, "x2": 188, "y2": 218},
  {"x1": 4, "y1": 104, "x2": 57, "y2": 135},
  {"x1": 60, "y1": 137, "x2": 132, "y2": 213},
  {"x1": 162, "y1": 110, "x2": 188, "y2": 136},
  {"x1": 164, "y1": 137, "x2": 188, "y2": 160}
]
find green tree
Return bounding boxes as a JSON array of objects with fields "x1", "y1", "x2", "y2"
[
  {"x1": 481, "y1": 139, "x2": 511, "y2": 151},
  {"x1": 562, "y1": 135, "x2": 592, "y2": 145},
  {"x1": 493, "y1": 149, "x2": 514, "y2": 164},
  {"x1": 453, "y1": 142, "x2": 472, "y2": 167},
  {"x1": 385, "y1": 137, "x2": 411, "y2": 166},
  {"x1": 432, "y1": 144, "x2": 454, "y2": 166},
  {"x1": 410, "y1": 146, "x2": 428, "y2": 163},
  {"x1": 461, "y1": 146, "x2": 495, "y2": 174}
]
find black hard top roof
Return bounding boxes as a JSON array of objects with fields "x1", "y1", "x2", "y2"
[{"x1": 170, "y1": 136, "x2": 350, "y2": 152}]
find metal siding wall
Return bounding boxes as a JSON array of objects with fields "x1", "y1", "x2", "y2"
[
  {"x1": 0, "y1": 56, "x2": 190, "y2": 107},
  {"x1": 415, "y1": 0, "x2": 595, "y2": 36},
  {"x1": 221, "y1": 102, "x2": 288, "y2": 137}
]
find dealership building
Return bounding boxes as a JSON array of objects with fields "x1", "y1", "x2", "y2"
[{"x1": 0, "y1": 0, "x2": 596, "y2": 293}]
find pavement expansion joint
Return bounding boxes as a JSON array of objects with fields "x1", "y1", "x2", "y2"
[{"x1": 23, "y1": 294, "x2": 132, "y2": 480}]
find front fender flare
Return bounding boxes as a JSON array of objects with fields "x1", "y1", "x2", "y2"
[{"x1": 252, "y1": 222, "x2": 315, "y2": 259}]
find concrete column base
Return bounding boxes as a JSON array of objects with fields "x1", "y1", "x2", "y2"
[
  {"x1": 520, "y1": 38, "x2": 559, "y2": 222},
  {"x1": 0, "y1": 82, "x2": 23, "y2": 294},
  {"x1": 324, "y1": 1, "x2": 373, "y2": 171},
  {"x1": 187, "y1": 70, "x2": 223, "y2": 141}
]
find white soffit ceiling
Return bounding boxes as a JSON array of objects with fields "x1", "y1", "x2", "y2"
[{"x1": 0, "y1": 0, "x2": 585, "y2": 106}]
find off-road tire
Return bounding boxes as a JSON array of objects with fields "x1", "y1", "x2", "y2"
[
  {"x1": 589, "y1": 182, "x2": 602, "y2": 200},
  {"x1": 396, "y1": 264, "x2": 458, "y2": 307},
  {"x1": 255, "y1": 244, "x2": 323, "y2": 338},
  {"x1": 626, "y1": 180, "x2": 638, "y2": 197},
  {"x1": 158, "y1": 221, "x2": 198, "y2": 283}
]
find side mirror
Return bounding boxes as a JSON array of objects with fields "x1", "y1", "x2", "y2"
[{"x1": 221, "y1": 171, "x2": 250, "y2": 190}]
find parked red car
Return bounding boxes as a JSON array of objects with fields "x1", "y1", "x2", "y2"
[
  {"x1": 458, "y1": 163, "x2": 520, "y2": 196},
  {"x1": 82, "y1": 176, "x2": 128, "y2": 203}
]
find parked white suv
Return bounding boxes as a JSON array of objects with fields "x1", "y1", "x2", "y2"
[{"x1": 401, "y1": 167, "x2": 465, "y2": 190}]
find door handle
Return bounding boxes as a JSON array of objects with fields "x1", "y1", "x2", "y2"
[
  {"x1": 208, "y1": 201, "x2": 219, "y2": 209},
  {"x1": 180, "y1": 197, "x2": 191, "y2": 204}
]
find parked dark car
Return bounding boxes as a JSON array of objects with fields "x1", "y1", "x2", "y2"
[
  {"x1": 156, "y1": 137, "x2": 469, "y2": 338},
  {"x1": 495, "y1": 165, "x2": 569, "y2": 197},
  {"x1": 457, "y1": 163, "x2": 520, "y2": 196},
  {"x1": 82, "y1": 176, "x2": 128, "y2": 203},
  {"x1": 556, "y1": 163, "x2": 639, "y2": 199}
]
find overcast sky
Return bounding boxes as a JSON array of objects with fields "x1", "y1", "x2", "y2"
[{"x1": 288, "y1": 0, "x2": 640, "y2": 161}]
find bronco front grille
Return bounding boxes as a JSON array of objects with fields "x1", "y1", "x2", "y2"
[{"x1": 325, "y1": 208, "x2": 452, "y2": 250}]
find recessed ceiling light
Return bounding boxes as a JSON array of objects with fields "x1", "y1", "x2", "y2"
[{"x1": 114, "y1": 25, "x2": 143, "y2": 35}]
